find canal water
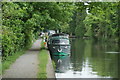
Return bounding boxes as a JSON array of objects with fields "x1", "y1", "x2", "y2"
[{"x1": 52, "y1": 38, "x2": 120, "y2": 79}]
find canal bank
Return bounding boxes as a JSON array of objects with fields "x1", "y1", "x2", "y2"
[
  {"x1": 46, "y1": 51, "x2": 56, "y2": 78},
  {"x1": 38, "y1": 39, "x2": 56, "y2": 78},
  {"x1": 2, "y1": 39, "x2": 56, "y2": 78}
]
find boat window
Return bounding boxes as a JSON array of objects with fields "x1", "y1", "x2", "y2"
[
  {"x1": 52, "y1": 40, "x2": 60, "y2": 43},
  {"x1": 52, "y1": 39, "x2": 69, "y2": 44}
]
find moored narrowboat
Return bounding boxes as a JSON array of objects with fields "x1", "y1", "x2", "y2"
[{"x1": 47, "y1": 33, "x2": 70, "y2": 56}]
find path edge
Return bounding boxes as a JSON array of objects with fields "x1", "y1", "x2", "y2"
[{"x1": 46, "y1": 51, "x2": 56, "y2": 78}]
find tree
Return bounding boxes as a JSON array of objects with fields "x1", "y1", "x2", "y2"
[{"x1": 69, "y1": 2, "x2": 87, "y2": 37}]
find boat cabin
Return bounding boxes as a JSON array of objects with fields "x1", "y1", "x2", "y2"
[{"x1": 47, "y1": 33, "x2": 70, "y2": 56}]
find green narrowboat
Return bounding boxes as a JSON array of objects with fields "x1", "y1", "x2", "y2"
[{"x1": 47, "y1": 33, "x2": 70, "y2": 56}]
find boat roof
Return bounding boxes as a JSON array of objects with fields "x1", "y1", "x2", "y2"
[
  {"x1": 50, "y1": 36, "x2": 69, "y2": 40},
  {"x1": 51, "y1": 33, "x2": 69, "y2": 37}
]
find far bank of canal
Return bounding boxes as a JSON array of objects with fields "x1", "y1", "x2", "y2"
[{"x1": 52, "y1": 38, "x2": 120, "y2": 79}]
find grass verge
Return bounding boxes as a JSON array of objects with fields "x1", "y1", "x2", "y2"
[
  {"x1": 37, "y1": 40, "x2": 48, "y2": 78},
  {"x1": 2, "y1": 50, "x2": 25, "y2": 74},
  {"x1": 38, "y1": 50, "x2": 48, "y2": 78}
]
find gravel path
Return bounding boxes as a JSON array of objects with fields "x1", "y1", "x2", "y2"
[{"x1": 2, "y1": 39, "x2": 41, "y2": 78}]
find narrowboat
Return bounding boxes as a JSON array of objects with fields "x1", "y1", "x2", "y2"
[{"x1": 47, "y1": 33, "x2": 70, "y2": 56}]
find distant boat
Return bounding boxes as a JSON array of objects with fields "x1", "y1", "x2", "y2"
[
  {"x1": 47, "y1": 33, "x2": 70, "y2": 56},
  {"x1": 47, "y1": 30, "x2": 56, "y2": 36},
  {"x1": 105, "y1": 51, "x2": 120, "y2": 54},
  {"x1": 49, "y1": 33, "x2": 69, "y2": 39}
]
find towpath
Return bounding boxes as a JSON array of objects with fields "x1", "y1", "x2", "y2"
[{"x1": 2, "y1": 39, "x2": 41, "y2": 78}]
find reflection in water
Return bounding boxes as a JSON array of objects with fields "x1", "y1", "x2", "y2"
[
  {"x1": 52, "y1": 56, "x2": 70, "y2": 73},
  {"x1": 52, "y1": 38, "x2": 119, "y2": 78},
  {"x1": 0, "y1": 57, "x2": 1, "y2": 77}
]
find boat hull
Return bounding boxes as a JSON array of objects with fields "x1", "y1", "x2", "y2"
[{"x1": 48, "y1": 44, "x2": 70, "y2": 56}]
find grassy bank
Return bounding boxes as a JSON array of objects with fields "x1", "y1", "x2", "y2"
[
  {"x1": 2, "y1": 50, "x2": 25, "y2": 74},
  {"x1": 38, "y1": 40, "x2": 48, "y2": 78}
]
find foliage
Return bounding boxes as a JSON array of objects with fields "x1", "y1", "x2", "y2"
[
  {"x1": 68, "y1": 2, "x2": 119, "y2": 42},
  {"x1": 2, "y1": 2, "x2": 120, "y2": 60},
  {"x1": 69, "y1": 2, "x2": 87, "y2": 37},
  {"x1": 2, "y1": 2, "x2": 74, "y2": 60},
  {"x1": 83, "y1": 2, "x2": 119, "y2": 41},
  {"x1": 2, "y1": 2, "x2": 31, "y2": 60}
]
